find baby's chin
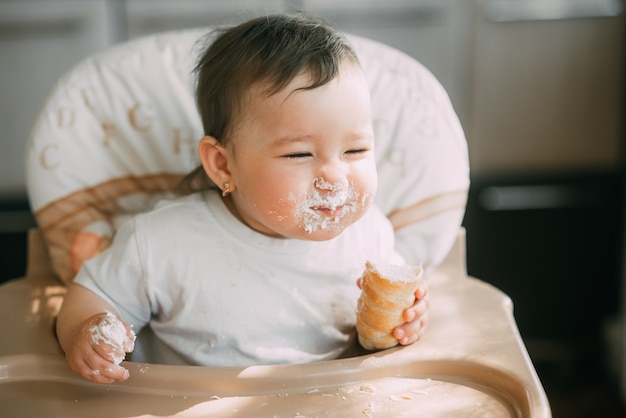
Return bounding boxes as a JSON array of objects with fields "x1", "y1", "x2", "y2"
[
  {"x1": 287, "y1": 216, "x2": 359, "y2": 241},
  {"x1": 292, "y1": 227, "x2": 347, "y2": 242},
  {"x1": 258, "y1": 220, "x2": 348, "y2": 241},
  {"x1": 246, "y1": 222, "x2": 347, "y2": 241},
  {"x1": 253, "y1": 207, "x2": 367, "y2": 240}
]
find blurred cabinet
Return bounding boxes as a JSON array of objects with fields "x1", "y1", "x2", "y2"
[
  {"x1": 462, "y1": 0, "x2": 625, "y2": 383},
  {"x1": 124, "y1": 0, "x2": 284, "y2": 39},
  {"x1": 469, "y1": 0, "x2": 624, "y2": 176}
]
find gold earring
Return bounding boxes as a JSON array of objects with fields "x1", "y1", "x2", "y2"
[{"x1": 222, "y1": 182, "x2": 230, "y2": 197}]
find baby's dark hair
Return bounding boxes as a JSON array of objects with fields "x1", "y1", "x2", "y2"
[{"x1": 180, "y1": 13, "x2": 359, "y2": 193}]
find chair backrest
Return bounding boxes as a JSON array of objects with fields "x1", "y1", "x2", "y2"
[{"x1": 25, "y1": 28, "x2": 469, "y2": 284}]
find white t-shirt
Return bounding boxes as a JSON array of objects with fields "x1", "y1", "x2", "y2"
[{"x1": 75, "y1": 191, "x2": 403, "y2": 366}]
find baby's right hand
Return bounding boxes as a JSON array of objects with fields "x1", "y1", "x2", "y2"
[{"x1": 64, "y1": 311, "x2": 136, "y2": 384}]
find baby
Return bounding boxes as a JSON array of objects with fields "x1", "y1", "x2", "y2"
[{"x1": 56, "y1": 13, "x2": 429, "y2": 384}]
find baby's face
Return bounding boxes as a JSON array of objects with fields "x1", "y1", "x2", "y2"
[{"x1": 225, "y1": 62, "x2": 377, "y2": 241}]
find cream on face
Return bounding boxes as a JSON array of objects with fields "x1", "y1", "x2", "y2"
[{"x1": 291, "y1": 177, "x2": 369, "y2": 234}]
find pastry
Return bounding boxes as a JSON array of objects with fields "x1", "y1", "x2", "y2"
[{"x1": 356, "y1": 261, "x2": 423, "y2": 350}]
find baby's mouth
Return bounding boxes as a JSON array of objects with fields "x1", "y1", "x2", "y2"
[
  {"x1": 295, "y1": 186, "x2": 359, "y2": 234},
  {"x1": 310, "y1": 205, "x2": 345, "y2": 217}
]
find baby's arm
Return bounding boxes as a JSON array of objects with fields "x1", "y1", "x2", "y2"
[
  {"x1": 393, "y1": 284, "x2": 429, "y2": 345},
  {"x1": 56, "y1": 284, "x2": 136, "y2": 384}
]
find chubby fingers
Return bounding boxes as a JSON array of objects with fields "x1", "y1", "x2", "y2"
[
  {"x1": 66, "y1": 313, "x2": 133, "y2": 384},
  {"x1": 404, "y1": 286, "x2": 428, "y2": 322},
  {"x1": 393, "y1": 310, "x2": 429, "y2": 345},
  {"x1": 393, "y1": 288, "x2": 430, "y2": 345},
  {"x1": 413, "y1": 285, "x2": 427, "y2": 301},
  {"x1": 67, "y1": 346, "x2": 130, "y2": 384}
]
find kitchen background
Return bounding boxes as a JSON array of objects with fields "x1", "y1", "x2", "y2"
[{"x1": 1, "y1": 0, "x2": 624, "y2": 416}]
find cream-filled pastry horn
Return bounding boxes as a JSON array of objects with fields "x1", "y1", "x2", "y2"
[{"x1": 356, "y1": 261, "x2": 424, "y2": 350}]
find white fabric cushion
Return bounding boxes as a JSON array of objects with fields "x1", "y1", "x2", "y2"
[{"x1": 25, "y1": 28, "x2": 469, "y2": 283}]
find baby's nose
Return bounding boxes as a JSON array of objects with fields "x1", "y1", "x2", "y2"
[
  {"x1": 313, "y1": 177, "x2": 344, "y2": 191},
  {"x1": 314, "y1": 160, "x2": 349, "y2": 189}
]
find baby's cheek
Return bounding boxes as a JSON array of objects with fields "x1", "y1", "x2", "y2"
[
  {"x1": 354, "y1": 167, "x2": 378, "y2": 205},
  {"x1": 355, "y1": 183, "x2": 376, "y2": 213}
]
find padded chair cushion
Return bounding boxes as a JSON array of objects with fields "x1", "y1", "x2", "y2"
[{"x1": 25, "y1": 28, "x2": 469, "y2": 283}]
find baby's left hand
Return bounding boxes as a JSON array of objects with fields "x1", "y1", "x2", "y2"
[{"x1": 393, "y1": 285, "x2": 429, "y2": 345}]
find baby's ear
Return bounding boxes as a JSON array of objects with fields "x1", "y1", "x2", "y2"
[{"x1": 197, "y1": 136, "x2": 233, "y2": 189}]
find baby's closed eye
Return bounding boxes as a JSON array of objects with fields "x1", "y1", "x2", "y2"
[{"x1": 282, "y1": 152, "x2": 313, "y2": 159}]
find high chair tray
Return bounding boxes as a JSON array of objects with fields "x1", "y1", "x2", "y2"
[
  {"x1": 1, "y1": 352, "x2": 533, "y2": 417},
  {"x1": 0, "y1": 230, "x2": 551, "y2": 417}
]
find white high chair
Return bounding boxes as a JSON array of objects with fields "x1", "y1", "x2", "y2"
[{"x1": 0, "y1": 28, "x2": 551, "y2": 417}]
